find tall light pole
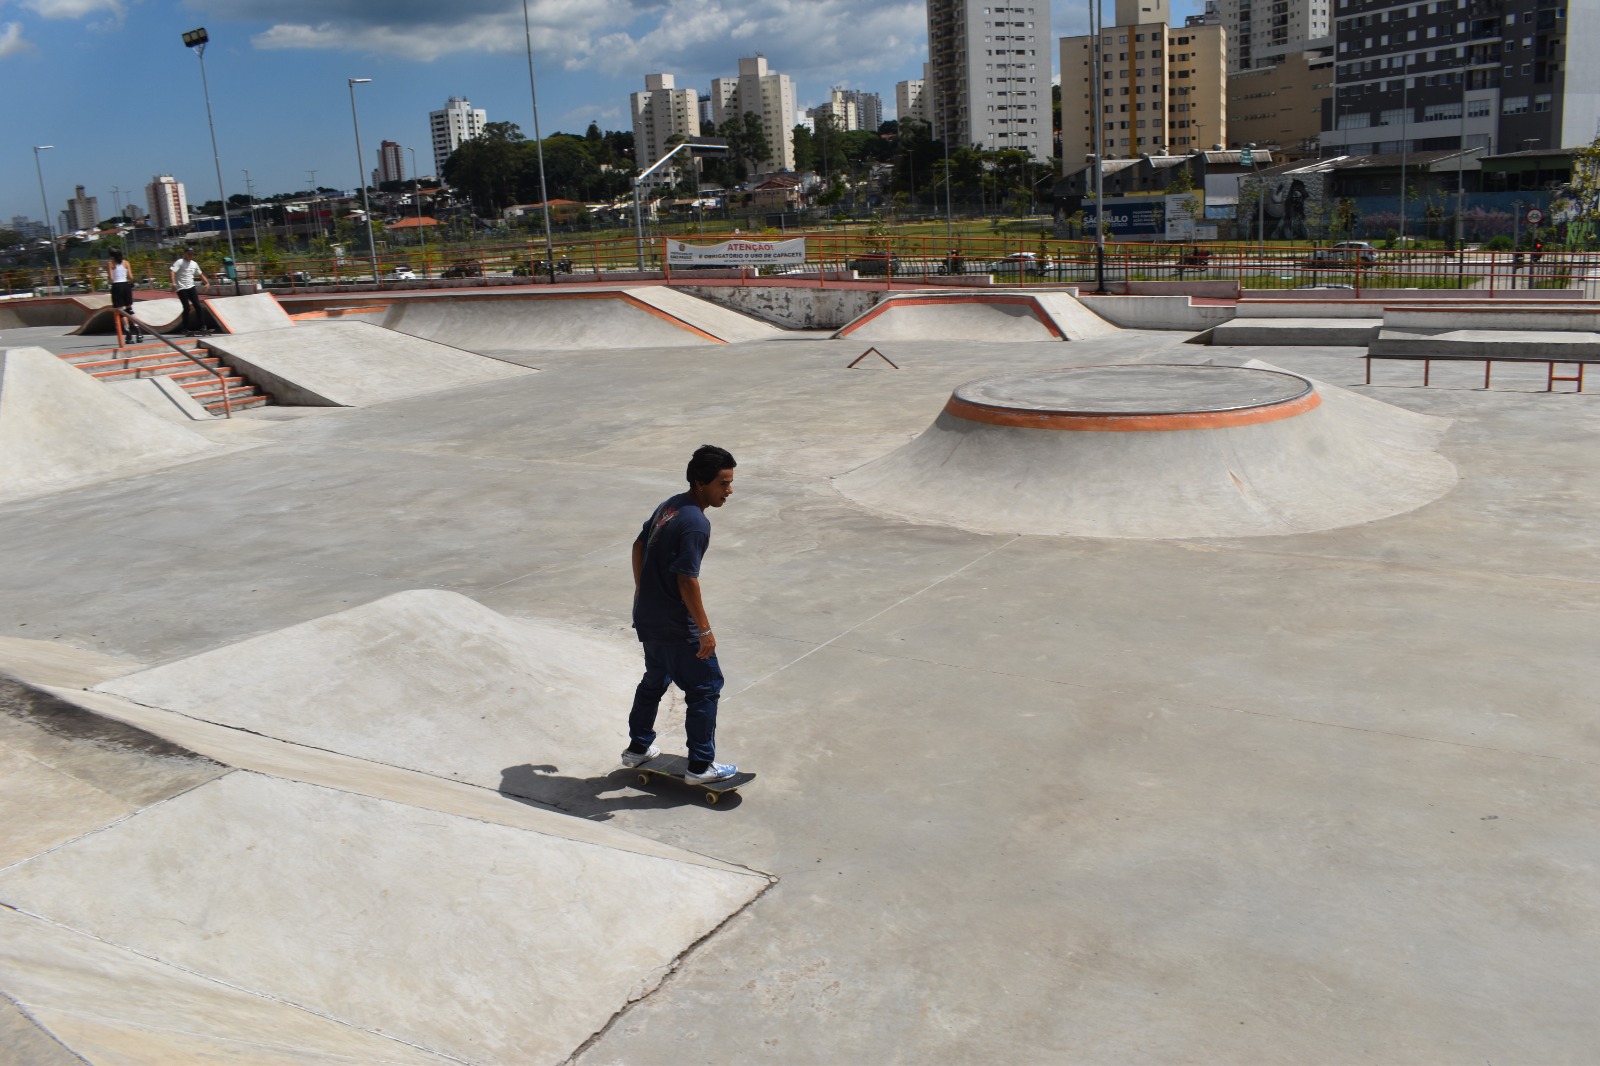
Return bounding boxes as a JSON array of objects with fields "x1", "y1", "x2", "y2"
[
  {"x1": 183, "y1": 27, "x2": 239, "y2": 293},
  {"x1": 241, "y1": 168, "x2": 263, "y2": 278},
  {"x1": 347, "y1": 77, "x2": 380, "y2": 283},
  {"x1": 32, "y1": 146, "x2": 65, "y2": 294},
  {"x1": 407, "y1": 146, "x2": 428, "y2": 277},
  {"x1": 1398, "y1": 54, "x2": 1411, "y2": 246},
  {"x1": 1089, "y1": 0, "x2": 1108, "y2": 293},
  {"x1": 521, "y1": 0, "x2": 557, "y2": 279}
]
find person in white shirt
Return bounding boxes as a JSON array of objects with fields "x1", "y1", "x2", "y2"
[
  {"x1": 105, "y1": 249, "x2": 142, "y2": 342},
  {"x1": 169, "y1": 248, "x2": 209, "y2": 335}
]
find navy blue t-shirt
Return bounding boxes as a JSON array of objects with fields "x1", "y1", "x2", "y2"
[{"x1": 632, "y1": 493, "x2": 711, "y2": 642}]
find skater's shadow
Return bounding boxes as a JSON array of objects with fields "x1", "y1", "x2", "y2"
[{"x1": 498, "y1": 762, "x2": 741, "y2": 819}]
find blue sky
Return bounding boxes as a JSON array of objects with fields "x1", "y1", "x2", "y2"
[{"x1": 3, "y1": 0, "x2": 1203, "y2": 225}]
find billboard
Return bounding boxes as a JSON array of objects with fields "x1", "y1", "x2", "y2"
[
  {"x1": 666, "y1": 238, "x2": 807, "y2": 266},
  {"x1": 1081, "y1": 194, "x2": 1205, "y2": 239}
]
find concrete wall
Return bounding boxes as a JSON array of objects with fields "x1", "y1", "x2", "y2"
[
  {"x1": 1248, "y1": 287, "x2": 1588, "y2": 301},
  {"x1": 674, "y1": 285, "x2": 883, "y2": 330},
  {"x1": 1076, "y1": 295, "x2": 1237, "y2": 331}
]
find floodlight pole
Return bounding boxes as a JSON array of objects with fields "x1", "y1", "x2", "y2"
[
  {"x1": 633, "y1": 142, "x2": 725, "y2": 269},
  {"x1": 183, "y1": 27, "x2": 240, "y2": 293},
  {"x1": 347, "y1": 78, "x2": 380, "y2": 284},
  {"x1": 1089, "y1": 0, "x2": 1108, "y2": 293},
  {"x1": 521, "y1": 0, "x2": 556, "y2": 280},
  {"x1": 407, "y1": 146, "x2": 428, "y2": 277},
  {"x1": 32, "y1": 146, "x2": 64, "y2": 295}
]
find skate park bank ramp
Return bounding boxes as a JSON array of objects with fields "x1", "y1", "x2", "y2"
[
  {"x1": 0, "y1": 591, "x2": 770, "y2": 1063},
  {"x1": 836, "y1": 361, "x2": 1457, "y2": 539},
  {"x1": 201, "y1": 319, "x2": 534, "y2": 406},
  {"x1": 75, "y1": 292, "x2": 294, "y2": 337},
  {"x1": 379, "y1": 287, "x2": 780, "y2": 352},
  {"x1": 834, "y1": 290, "x2": 1118, "y2": 343},
  {"x1": 0, "y1": 346, "x2": 214, "y2": 500}
]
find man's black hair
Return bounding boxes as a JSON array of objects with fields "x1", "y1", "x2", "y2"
[{"x1": 686, "y1": 444, "x2": 735, "y2": 487}]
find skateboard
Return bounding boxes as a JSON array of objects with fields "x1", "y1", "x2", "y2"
[{"x1": 632, "y1": 753, "x2": 756, "y2": 805}]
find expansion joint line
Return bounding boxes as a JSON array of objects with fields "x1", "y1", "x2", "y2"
[{"x1": 733, "y1": 534, "x2": 1023, "y2": 697}]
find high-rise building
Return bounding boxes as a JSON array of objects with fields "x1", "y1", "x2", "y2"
[
  {"x1": 429, "y1": 96, "x2": 487, "y2": 176},
  {"x1": 926, "y1": 0, "x2": 1050, "y2": 158},
  {"x1": 1226, "y1": 45, "x2": 1336, "y2": 155},
  {"x1": 897, "y1": 66, "x2": 931, "y2": 126},
  {"x1": 1218, "y1": 0, "x2": 1329, "y2": 72},
  {"x1": 710, "y1": 56, "x2": 798, "y2": 172},
  {"x1": 376, "y1": 141, "x2": 406, "y2": 185},
  {"x1": 66, "y1": 185, "x2": 98, "y2": 231},
  {"x1": 1320, "y1": 0, "x2": 1598, "y2": 158},
  {"x1": 1059, "y1": 0, "x2": 1227, "y2": 169},
  {"x1": 631, "y1": 73, "x2": 702, "y2": 177},
  {"x1": 839, "y1": 90, "x2": 884, "y2": 132},
  {"x1": 811, "y1": 89, "x2": 860, "y2": 131},
  {"x1": 144, "y1": 175, "x2": 189, "y2": 232}
]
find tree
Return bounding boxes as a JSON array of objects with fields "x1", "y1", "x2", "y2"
[
  {"x1": 792, "y1": 125, "x2": 817, "y2": 173},
  {"x1": 1551, "y1": 132, "x2": 1600, "y2": 248},
  {"x1": 443, "y1": 121, "x2": 528, "y2": 217},
  {"x1": 717, "y1": 112, "x2": 771, "y2": 182}
]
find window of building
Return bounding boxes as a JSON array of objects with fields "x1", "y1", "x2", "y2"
[
  {"x1": 1534, "y1": 93, "x2": 1552, "y2": 111},
  {"x1": 1501, "y1": 95, "x2": 1529, "y2": 114}
]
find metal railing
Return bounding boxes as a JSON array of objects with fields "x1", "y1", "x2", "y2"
[{"x1": 114, "y1": 308, "x2": 233, "y2": 418}]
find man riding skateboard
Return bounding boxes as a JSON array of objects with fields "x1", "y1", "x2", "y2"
[{"x1": 622, "y1": 445, "x2": 738, "y2": 784}]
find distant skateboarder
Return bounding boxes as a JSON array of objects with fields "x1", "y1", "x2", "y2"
[
  {"x1": 105, "y1": 249, "x2": 141, "y2": 341},
  {"x1": 169, "y1": 247, "x2": 208, "y2": 335},
  {"x1": 622, "y1": 445, "x2": 739, "y2": 784}
]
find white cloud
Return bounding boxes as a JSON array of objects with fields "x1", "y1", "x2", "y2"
[
  {"x1": 0, "y1": 21, "x2": 28, "y2": 58},
  {"x1": 21, "y1": 0, "x2": 122, "y2": 19},
  {"x1": 234, "y1": 0, "x2": 927, "y2": 99}
]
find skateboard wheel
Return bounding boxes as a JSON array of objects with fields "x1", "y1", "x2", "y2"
[
  {"x1": 637, "y1": 773, "x2": 650, "y2": 786},
  {"x1": 703, "y1": 791, "x2": 720, "y2": 805}
]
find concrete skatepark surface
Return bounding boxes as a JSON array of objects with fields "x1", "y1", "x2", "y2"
[{"x1": 1, "y1": 285, "x2": 1598, "y2": 1063}]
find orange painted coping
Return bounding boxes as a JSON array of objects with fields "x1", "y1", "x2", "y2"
[
  {"x1": 290, "y1": 304, "x2": 393, "y2": 320},
  {"x1": 945, "y1": 389, "x2": 1320, "y2": 432}
]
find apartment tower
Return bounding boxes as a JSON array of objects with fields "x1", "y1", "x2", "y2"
[
  {"x1": 631, "y1": 73, "x2": 703, "y2": 176},
  {"x1": 144, "y1": 175, "x2": 189, "y2": 232},
  {"x1": 710, "y1": 56, "x2": 798, "y2": 172},
  {"x1": 429, "y1": 96, "x2": 487, "y2": 176},
  {"x1": 925, "y1": 0, "x2": 1050, "y2": 157},
  {"x1": 1059, "y1": 0, "x2": 1228, "y2": 169},
  {"x1": 1219, "y1": 0, "x2": 1331, "y2": 72}
]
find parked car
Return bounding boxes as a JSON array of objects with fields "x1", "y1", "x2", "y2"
[
  {"x1": 269, "y1": 271, "x2": 313, "y2": 287},
  {"x1": 848, "y1": 252, "x2": 899, "y2": 276},
  {"x1": 442, "y1": 259, "x2": 483, "y2": 279},
  {"x1": 384, "y1": 265, "x2": 416, "y2": 280}
]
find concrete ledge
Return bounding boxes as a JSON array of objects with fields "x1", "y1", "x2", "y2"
[{"x1": 1208, "y1": 318, "x2": 1383, "y2": 346}]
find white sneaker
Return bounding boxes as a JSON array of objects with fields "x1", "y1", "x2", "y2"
[
  {"x1": 684, "y1": 762, "x2": 738, "y2": 784},
  {"x1": 620, "y1": 744, "x2": 659, "y2": 768}
]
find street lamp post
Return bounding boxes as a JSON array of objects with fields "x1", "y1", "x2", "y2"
[
  {"x1": 347, "y1": 77, "x2": 380, "y2": 284},
  {"x1": 521, "y1": 0, "x2": 557, "y2": 281},
  {"x1": 1398, "y1": 55, "x2": 1411, "y2": 246},
  {"x1": 1089, "y1": 0, "x2": 1108, "y2": 293},
  {"x1": 407, "y1": 146, "x2": 428, "y2": 277},
  {"x1": 182, "y1": 27, "x2": 240, "y2": 294},
  {"x1": 632, "y1": 142, "x2": 726, "y2": 269},
  {"x1": 31, "y1": 146, "x2": 64, "y2": 294}
]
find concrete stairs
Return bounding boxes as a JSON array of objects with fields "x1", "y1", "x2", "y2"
[{"x1": 59, "y1": 340, "x2": 272, "y2": 415}]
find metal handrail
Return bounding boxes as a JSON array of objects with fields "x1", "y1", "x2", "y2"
[{"x1": 113, "y1": 308, "x2": 233, "y2": 418}]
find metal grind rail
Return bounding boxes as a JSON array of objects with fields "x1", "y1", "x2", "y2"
[{"x1": 113, "y1": 308, "x2": 233, "y2": 418}]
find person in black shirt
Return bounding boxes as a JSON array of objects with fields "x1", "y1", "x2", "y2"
[{"x1": 622, "y1": 445, "x2": 738, "y2": 783}]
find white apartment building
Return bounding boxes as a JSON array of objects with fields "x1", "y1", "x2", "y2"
[
  {"x1": 1219, "y1": 0, "x2": 1329, "y2": 72},
  {"x1": 840, "y1": 89, "x2": 884, "y2": 132},
  {"x1": 429, "y1": 96, "x2": 487, "y2": 176},
  {"x1": 897, "y1": 65, "x2": 932, "y2": 125},
  {"x1": 710, "y1": 55, "x2": 798, "y2": 172},
  {"x1": 925, "y1": 0, "x2": 1050, "y2": 157},
  {"x1": 811, "y1": 89, "x2": 860, "y2": 131},
  {"x1": 144, "y1": 175, "x2": 189, "y2": 232},
  {"x1": 67, "y1": 185, "x2": 98, "y2": 231},
  {"x1": 631, "y1": 73, "x2": 702, "y2": 176}
]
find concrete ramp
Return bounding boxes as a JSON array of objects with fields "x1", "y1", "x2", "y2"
[
  {"x1": 834, "y1": 291, "x2": 1116, "y2": 342},
  {"x1": 0, "y1": 346, "x2": 213, "y2": 499},
  {"x1": 96, "y1": 589, "x2": 638, "y2": 788},
  {"x1": 0, "y1": 770, "x2": 766, "y2": 1064},
  {"x1": 631, "y1": 286, "x2": 781, "y2": 342},
  {"x1": 203, "y1": 292, "x2": 294, "y2": 333},
  {"x1": 1206, "y1": 317, "x2": 1383, "y2": 346},
  {"x1": 382, "y1": 290, "x2": 754, "y2": 352},
  {"x1": 75, "y1": 297, "x2": 182, "y2": 336},
  {"x1": 1, "y1": 295, "x2": 107, "y2": 330},
  {"x1": 835, "y1": 361, "x2": 1457, "y2": 539},
  {"x1": 201, "y1": 320, "x2": 534, "y2": 406}
]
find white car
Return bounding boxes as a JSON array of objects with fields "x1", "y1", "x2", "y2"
[{"x1": 384, "y1": 265, "x2": 416, "y2": 280}]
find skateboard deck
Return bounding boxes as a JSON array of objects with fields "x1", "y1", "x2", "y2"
[{"x1": 632, "y1": 753, "x2": 756, "y2": 805}]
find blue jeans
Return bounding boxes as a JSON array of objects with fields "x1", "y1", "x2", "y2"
[{"x1": 629, "y1": 639, "x2": 723, "y2": 765}]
